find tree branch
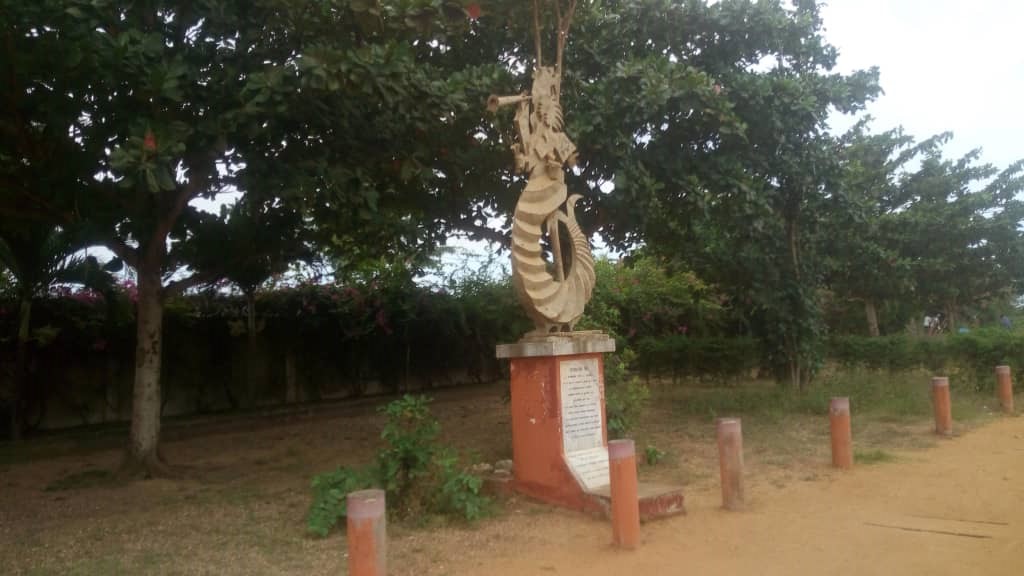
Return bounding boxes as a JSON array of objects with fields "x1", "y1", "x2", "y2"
[
  {"x1": 556, "y1": 0, "x2": 577, "y2": 73},
  {"x1": 532, "y1": 0, "x2": 543, "y2": 66},
  {"x1": 164, "y1": 270, "x2": 219, "y2": 298},
  {"x1": 0, "y1": 188, "x2": 68, "y2": 224},
  {"x1": 147, "y1": 170, "x2": 210, "y2": 263},
  {"x1": 562, "y1": 0, "x2": 578, "y2": 36},
  {"x1": 105, "y1": 238, "x2": 139, "y2": 269},
  {"x1": 454, "y1": 219, "x2": 510, "y2": 249}
]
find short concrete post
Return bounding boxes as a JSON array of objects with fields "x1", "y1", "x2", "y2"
[
  {"x1": 995, "y1": 365, "x2": 1014, "y2": 414},
  {"x1": 829, "y1": 397, "x2": 853, "y2": 469},
  {"x1": 347, "y1": 489, "x2": 386, "y2": 576},
  {"x1": 931, "y1": 377, "x2": 953, "y2": 436},
  {"x1": 716, "y1": 418, "x2": 745, "y2": 510},
  {"x1": 608, "y1": 439, "x2": 640, "y2": 549}
]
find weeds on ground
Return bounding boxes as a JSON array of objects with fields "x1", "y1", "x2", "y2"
[
  {"x1": 44, "y1": 468, "x2": 115, "y2": 492},
  {"x1": 854, "y1": 449, "x2": 895, "y2": 464},
  {"x1": 306, "y1": 395, "x2": 490, "y2": 537},
  {"x1": 644, "y1": 445, "x2": 666, "y2": 466},
  {"x1": 671, "y1": 368, "x2": 991, "y2": 422}
]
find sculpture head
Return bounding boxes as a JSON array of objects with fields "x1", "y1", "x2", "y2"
[{"x1": 531, "y1": 66, "x2": 563, "y2": 130}]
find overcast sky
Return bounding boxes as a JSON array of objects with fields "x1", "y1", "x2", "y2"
[{"x1": 821, "y1": 0, "x2": 1023, "y2": 170}]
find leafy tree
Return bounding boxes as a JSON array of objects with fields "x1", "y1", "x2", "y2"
[
  {"x1": 185, "y1": 197, "x2": 312, "y2": 408},
  {"x1": 1, "y1": 0, "x2": 502, "y2": 474},
  {"x1": 569, "y1": 2, "x2": 879, "y2": 387},
  {"x1": 584, "y1": 256, "x2": 724, "y2": 341},
  {"x1": 894, "y1": 148, "x2": 1024, "y2": 328},
  {"x1": 0, "y1": 222, "x2": 115, "y2": 439},
  {"x1": 815, "y1": 121, "x2": 1024, "y2": 337},
  {"x1": 822, "y1": 124, "x2": 930, "y2": 336},
  {"x1": 464, "y1": 0, "x2": 880, "y2": 388},
  {"x1": 0, "y1": 269, "x2": 12, "y2": 295}
]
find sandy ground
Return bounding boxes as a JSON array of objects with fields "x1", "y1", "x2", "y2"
[
  {"x1": 0, "y1": 383, "x2": 1020, "y2": 575},
  {"x1": 451, "y1": 416, "x2": 1024, "y2": 576}
]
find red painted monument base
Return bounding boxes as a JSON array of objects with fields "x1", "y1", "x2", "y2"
[{"x1": 496, "y1": 333, "x2": 685, "y2": 520}]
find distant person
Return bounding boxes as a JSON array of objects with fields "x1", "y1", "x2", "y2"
[{"x1": 1001, "y1": 315, "x2": 1012, "y2": 330}]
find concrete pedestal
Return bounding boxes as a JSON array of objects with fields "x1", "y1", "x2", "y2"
[{"x1": 496, "y1": 333, "x2": 685, "y2": 519}]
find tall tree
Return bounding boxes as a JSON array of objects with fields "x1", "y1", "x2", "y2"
[
  {"x1": 895, "y1": 149, "x2": 1024, "y2": 327},
  {"x1": 185, "y1": 197, "x2": 312, "y2": 408},
  {"x1": 2, "y1": 0, "x2": 503, "y2": 474},
  {"x1": 530, "y1": 0, "x2": 879, "y2": 387},
  {"x1": 822, "y1": 125, "x2": 930, "y2": 336},
  {"x1": 462, "y1": 2, "x2": 878, "y2": 388},
  {"x1": 0, "y1": 222, "x2": 114, "y2": 439}
]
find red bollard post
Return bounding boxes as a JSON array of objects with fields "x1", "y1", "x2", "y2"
[
  {"x1": 995, "y1": 366, "x2": 1014, "y2": 414},
  {"x1": 716, "y1": 418, "x2": 745, "y2": 510},
  {"x1": 608, "y1": 439, "x2": 640, "y2": 549},
  {"x1": 347, "y1": 489, "x2": 387, "y2": 576},
  {"x1": 830, "y1": 397, "x2": 853, "y2": 469},
  {"x1": 931, "y1": 377, "x2": 953, "y2": 437}
]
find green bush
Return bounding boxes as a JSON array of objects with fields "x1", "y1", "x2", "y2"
[
  {"x1": 306, "y1": 467, "x2": 378, "y2": 538},
  {"x1": 828, "y1": 329, "x2": 1024, "y2": 390},
  {"x1": 644, "y1": 445, "x2": 666, "y2": 466},
  {"x1": 605, "y1": 370, "x2": 649, "y2": 439},
  {"x1": 635, "y1": 336, "x2": 761, "y2": 383},
  {"x1": 585, "y1": 256, "x2": 726, "y2": 341},
  {"x1": 673, "y1": 367, "x2": 937, "y2": 421},
  {"x1": 305, "y1": 395, "x2": 490, "y2": 537}
]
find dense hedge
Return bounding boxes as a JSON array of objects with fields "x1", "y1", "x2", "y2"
[
  {"x1": 828, "y1": 329, "x2": 1023, "y2": 390},
  {"x1": 4, "y1": 255, "x2": 1020, "y2": 433},
  {"x1": 0, "y1": 277, "x2": 529, "y2": 432},
  {"x1": 634, "y1": 336, "x2": 761, "y2": 383}
]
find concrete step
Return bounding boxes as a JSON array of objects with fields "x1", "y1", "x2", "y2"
[{"x1": 588, "y1": 482, "x2": 686, "y2": 521}]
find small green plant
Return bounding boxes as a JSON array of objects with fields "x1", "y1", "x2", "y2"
[
  {"x1": 436, "y1": 451, "x2": 488, "y2": 521},
  {"x1": 306, "y1": 395, "x2": 490, "y2": 537},
  {"x1": 377, "y1": 395, "x2": 441, "y2": 512},
  {"x1": 306, "y1": 467, "x2": 377, "y2": 537},
  {"x1": 854, "y1": 449, "x2": 895, "y2": 465},
  {"x1": 44, "y1": 468, "x2": 114, "y2": 492},
  {"x1": 604, "y1": 348, "x2": 651, "y2": 438},
  {"x1": 644, "y1": 445, "x2": 666, "y2": 466}
]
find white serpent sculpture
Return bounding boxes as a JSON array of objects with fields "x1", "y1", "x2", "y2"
[{"x1": 488, "y1": 50, "x2": 595, "y2": 337}]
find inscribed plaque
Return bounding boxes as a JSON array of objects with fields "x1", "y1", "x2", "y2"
[{"x1": 559, "y1": 358, "x2": 609, "y2": 490}]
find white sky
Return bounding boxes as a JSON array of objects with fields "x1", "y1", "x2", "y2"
[{"x1": 822, "y1": 0, "x2": 1024, "y2": 169}]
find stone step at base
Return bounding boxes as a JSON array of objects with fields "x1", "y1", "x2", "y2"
[{"x1": 588, "y1": 482, "x2": 686, "y2": 521}]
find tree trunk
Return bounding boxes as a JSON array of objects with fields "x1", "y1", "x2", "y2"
[
  {"x1": 105, "y1": 353, "x2": 120, "y2": 423},
  {"x1": 285, "y1": 348, "x2": 298, "y2": 404},
  {"x1": 11, "y1": 298, "x2": 31, "y2": 441},
  {"x1": 865, "y1": 300, "x2": 880, "y2": 337},
  {"x1": 945, "y1": 302, "x2": 958, "y2": 333},
  {"x1": 124, "y1": 268, "x2": 168, "y2": 476},
  {"x1": 245, "y1": 290, "x2": 258, "y2": 409},
  {"x1": 785, "y1": 216, "x2": 806, "y2": 391},
  {"x1": 789, "y1": 354, "x2": 804, "y2": 391}
]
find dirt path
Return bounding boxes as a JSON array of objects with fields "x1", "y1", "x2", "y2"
[
  {"x1": 448, "y1": 417, "x2": 1024, "y2": 575},
  {"x1": 1, "y1": 384, "x2": 1019, "y2": 575}
]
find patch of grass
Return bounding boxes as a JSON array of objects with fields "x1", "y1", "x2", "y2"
[
  {"x1": 0, "y1": 427, "x2": 125, "y2": 468},
  {"x1": 854, "y1": 448, "x2": 895, "y2": 464},
  {"x1": 950, "y1": 393, "x2": 997, "y2": 423},
  {"x1": 644, "y1": 445, "x2": 666, "y2": 466},
  {"x1": 226, "y1": 486, "x2": 264, "y2": 507},
  {"x1": 24, "y1": 551, "x2": 174, "y2": 576},
  {"x1": 44, "y1": 468, "x2": 115, "y2": 492},
  {"x1": 27, "y1": 556, "x2": 127, "y2": 576},
  {"x1": 669, "y1": 368, "x2": 980, "y2": 422},
  {"x1": 656, "y1": 367, "x2": 1001, "y2": 477}
]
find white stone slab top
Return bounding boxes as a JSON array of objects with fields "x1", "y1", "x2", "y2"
[{"x1": 495, "y1": 331, "x2": 616, "y2": 358}]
